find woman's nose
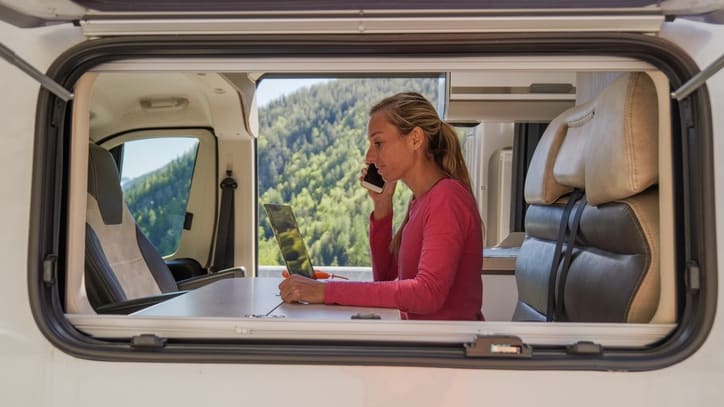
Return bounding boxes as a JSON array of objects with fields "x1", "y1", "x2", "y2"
[{"x1": 365, "y1": 147, "x2": 376, "y2": 163}]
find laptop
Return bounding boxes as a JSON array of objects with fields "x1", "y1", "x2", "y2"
[{"x1": 263, "y1": 203, "x2": 316, "y2": 279}]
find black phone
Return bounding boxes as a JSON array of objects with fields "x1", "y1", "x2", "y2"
[{"x1": 361, "y1": 164, "x2": 385, "y2": 193}]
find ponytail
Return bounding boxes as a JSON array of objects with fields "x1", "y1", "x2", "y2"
[{"x1": 434, "y1": 121, "x2": 473, "y2": 194}]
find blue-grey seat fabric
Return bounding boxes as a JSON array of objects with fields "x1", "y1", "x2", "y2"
[
  {"x1": 85, "y1": 143, "x2": 243, "y2": 314},
  {"x1": 513, "y1": 73, "x2": 660, "y2": 323}
]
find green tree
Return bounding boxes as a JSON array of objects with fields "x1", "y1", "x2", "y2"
[{"x1": 123, "y1": 147, "x2": 198, "y2": 256}]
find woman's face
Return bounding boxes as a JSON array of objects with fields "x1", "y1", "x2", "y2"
[{"x1": 365, "y1": 111, "x2": 414, "y2": 182}]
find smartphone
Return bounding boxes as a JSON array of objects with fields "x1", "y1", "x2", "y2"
[{"x1": 361, "y1": 164, "x2": 385, "y2": 193}]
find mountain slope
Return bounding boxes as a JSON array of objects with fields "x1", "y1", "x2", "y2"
[{"x1": 123, "y1": 147, "x2": 197, "y2": 256}]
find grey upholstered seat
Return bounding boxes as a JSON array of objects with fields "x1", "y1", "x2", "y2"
[
  {"x1": 85, "y1": 143, "x2": 243, "y2": 314},
  {"x1": 513, "y1": 73, "x2": 660, "y2": 323}
]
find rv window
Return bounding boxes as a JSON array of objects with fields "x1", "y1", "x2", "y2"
[{"x1": 26, "y1": 36, "x2": 713, "y2": 371}]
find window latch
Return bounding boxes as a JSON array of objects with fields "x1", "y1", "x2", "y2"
[
  {"x1": 567, "y1": 340, "x2": 603, "y2": 356},
  {"x1": 686, "y1": 260, "x2": 701, "y2": 293},
  {"x1": 42, "y1": 254, "x2": 57, "y2": 286},
  {"x1": 464, "y1": 335, "x2": 532, "y2": 358},
  {"x1": 131, "y1": 334, "x2": 167, "y2": 350}
]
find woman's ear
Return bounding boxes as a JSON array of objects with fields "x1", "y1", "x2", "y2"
[{"x1": 410, "y1": 127, "x2": 424, "y2": 150}]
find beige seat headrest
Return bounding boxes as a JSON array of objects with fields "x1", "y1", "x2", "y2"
[{"x1": 525, "y1": 72, "x2": 658, "y2": 206}]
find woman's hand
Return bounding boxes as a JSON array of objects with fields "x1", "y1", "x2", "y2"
[
  {"x1": 360, "y1": 166, "x2": 396, "y2": 219},
  {"x1": 278, "y1": 274, "x2": 325, "y2": 304}
]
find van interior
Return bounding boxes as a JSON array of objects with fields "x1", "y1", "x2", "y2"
[{"x1": 63, "y1": 55, "x2": 678, "y2": 349}]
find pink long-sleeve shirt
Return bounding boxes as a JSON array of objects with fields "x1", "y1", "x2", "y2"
[{"x1": 324, "y1": 178, "x2": 484, "y2": 320}]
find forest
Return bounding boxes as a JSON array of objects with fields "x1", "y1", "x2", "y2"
[
  {"x1": 123, "y1": 147, "x2": 197, "y2": 257},
  {"x1": 124, "y1": 77, "x2": 446, "y2": 266}
]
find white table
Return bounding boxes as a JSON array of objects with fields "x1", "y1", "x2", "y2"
[
  {"x1": 133, "y1": 277, "x2": 401, "y2": 320},
  {"x1": 483, "y1": 247, "x2": 519, "y2": 274}
]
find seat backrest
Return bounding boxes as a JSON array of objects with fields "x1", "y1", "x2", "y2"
[
  {"x1": 85, "y1": 143, "x2": 179, "y2": 310},
  {"x1": 513, "y1": 72, "x2": 660, "y2": 323}
]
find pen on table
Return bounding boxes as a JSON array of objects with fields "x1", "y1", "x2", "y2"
[{"x1": 265, "y1": 300, "x2": 284, "y2": 317}]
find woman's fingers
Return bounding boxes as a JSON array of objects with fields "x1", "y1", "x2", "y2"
[
  {"x1": 359, "y1": 166, "x2": 368, "y2": 183},
  {"x1": 278, "y1": 275, "x2": 325, "y2": 304}
]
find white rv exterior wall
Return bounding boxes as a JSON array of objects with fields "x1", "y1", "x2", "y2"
[{"x1": 1, "y1": 18, "x2": 723, "y2": 406}]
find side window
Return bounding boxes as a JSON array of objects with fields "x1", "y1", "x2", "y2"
[
  {"x1": 256, "y1": 77, "x2": 444, "y2": 280},
  {"x1": 115, "y1": 137, "x2": 200, "y2": 257}
]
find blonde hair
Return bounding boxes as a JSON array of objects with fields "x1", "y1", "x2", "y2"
[{"x1": 370, "y1": 92, "x2": 473, "y2": 256}]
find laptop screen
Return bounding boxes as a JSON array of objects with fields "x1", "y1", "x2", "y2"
[{"x1": 263, "y1": 203, "x2": 316, "y2": 279}]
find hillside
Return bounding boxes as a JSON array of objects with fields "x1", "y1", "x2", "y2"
[{"x1": 123, "y1": 148, "x2": 197, "y2": 256}]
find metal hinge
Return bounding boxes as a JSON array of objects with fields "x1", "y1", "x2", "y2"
[
  {"x1": 464, "y1": 335, "x2": 532, "y2": 358},
  {"x1": 131, "y1": 334, "x2": 167, "y2": 350}
]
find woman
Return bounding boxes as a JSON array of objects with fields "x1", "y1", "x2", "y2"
[{"x1": 279, "y1": 92, "x2": 483, "y2": 320}]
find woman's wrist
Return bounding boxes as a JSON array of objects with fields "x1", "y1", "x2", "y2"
[{"x1": 373, "y1": 201, "x2": 393, "y2": 220}]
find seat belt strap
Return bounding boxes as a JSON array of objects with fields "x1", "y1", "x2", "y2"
[
  {"x1": 555, "y1": 194, "x2": 587, "y2": 321},
  {"x1": 546, "y1": 189, "x2": 583, "y2": 321},
  {"x1": 211, "y1": 171, "x2": 237, "y2": 272}
]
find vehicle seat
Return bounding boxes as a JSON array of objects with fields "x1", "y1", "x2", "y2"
[
  {"x1": 85, "y1": 143, "x2": 244, "y2": 314},
  {"x1": 513, "y1": 72, "x2": 659, "y2": 322}
]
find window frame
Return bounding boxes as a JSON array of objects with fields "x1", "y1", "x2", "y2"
[{"x1": 28, "y1": 32, "x2": 716, "y2": 370}]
